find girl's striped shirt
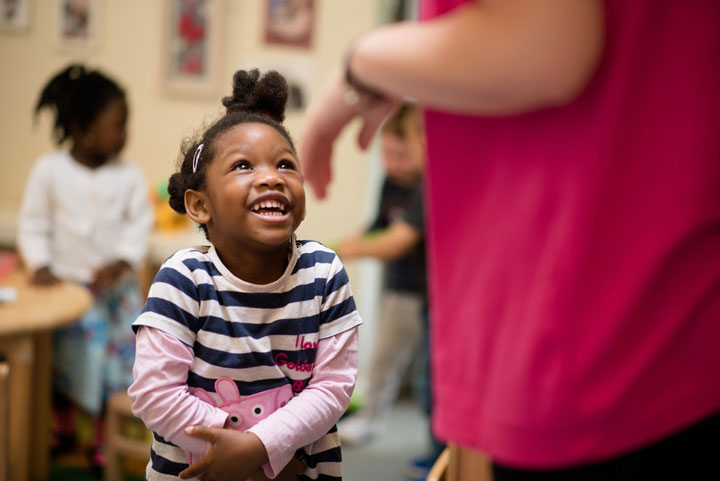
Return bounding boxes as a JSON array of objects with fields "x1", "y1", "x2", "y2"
[{"x1": 132, "y1": 237, "x2": 362, "y2": 480}]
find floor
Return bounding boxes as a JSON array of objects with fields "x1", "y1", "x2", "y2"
[{"x1": 342, "y1": 399, "x2": 431, "y2": 481}]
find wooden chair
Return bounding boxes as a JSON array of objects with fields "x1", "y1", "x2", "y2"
[
  {"x1": 0, "y1": 361, "x2": 8, "y2": 481},
  {"x1": 427, "y1": 444, "x2": 494, "y2": 481},
  {"x1": 426, "y1": 446, "x2": 450, "y2": 481},
  {"x1": 104, "y1": 391, "x2": 150, "y2": 481}
]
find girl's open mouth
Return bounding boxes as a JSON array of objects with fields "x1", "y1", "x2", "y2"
[{"x1": 249, "y1": 198, "x2": 290, "y2": 220}]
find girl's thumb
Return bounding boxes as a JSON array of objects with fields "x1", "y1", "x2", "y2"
[{"x1": 184, "y1": 425, "x2": 215, "y2": 441}]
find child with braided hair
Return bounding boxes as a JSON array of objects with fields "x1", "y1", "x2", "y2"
[
  {"x1": 129, "y1": 69, "x2": 361, "y2": 481},
  {"x1": 18, "y1": 63, "x2": 153, "y2": 465}
]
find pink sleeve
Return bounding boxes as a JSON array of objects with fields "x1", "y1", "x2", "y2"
[
  {"x1": 248, "y1": 327, "x2": 359, "y2": 477},
  {"x1": 128, "y1": 326, "x2": 229, "y2": 455}
]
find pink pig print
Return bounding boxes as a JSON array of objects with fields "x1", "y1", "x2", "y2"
[{"x1": 188, "y1": 377, "x2": 294, "y2": 465}]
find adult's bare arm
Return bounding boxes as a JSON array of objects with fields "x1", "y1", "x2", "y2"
[
  {"x1": 300, "y1": 0, "x2": 603, "y2": 198},
  {"x1": 351, "y1": 0, "x2": 604, "y2": 115}
]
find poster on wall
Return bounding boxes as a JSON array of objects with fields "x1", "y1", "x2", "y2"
[
  {"x1": 0, "y1": 0, "x2": 31, "y2": 33},
  {"x1": 264, "y1": 0, "x2": 314, "y2": 49},
  {"x1": 162, "y1": 0, "x2": 224, "y2": 98},
  {"x1": 53, "y1": 0, "x2": 101, "y2": 49}
]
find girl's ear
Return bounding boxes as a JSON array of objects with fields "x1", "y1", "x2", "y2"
[{"x1": 184, "y1": 189, "x2": 211, "y2": 225}]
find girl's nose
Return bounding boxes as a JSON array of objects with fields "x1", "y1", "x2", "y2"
[{"x1": 254, "y1": 167, "x2": 285, "y2": 188}]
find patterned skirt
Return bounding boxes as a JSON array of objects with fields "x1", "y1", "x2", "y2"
[{"x1": 53, "y1": 278, "x2": 143, "y2": 414}]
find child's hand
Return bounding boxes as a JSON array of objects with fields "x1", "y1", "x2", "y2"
[
  {"x1": 31, "y1": 266, "x2": 60, "y2": 286},
  {"x1": 92, "y1": 260, "x2": 131, "y2": 292},
  {"x1": 336, "y1": 234, "x2": 364, "y2": 259},
  {"x1": 179, "y1": 427, "x2": 269, "y2": 481}
]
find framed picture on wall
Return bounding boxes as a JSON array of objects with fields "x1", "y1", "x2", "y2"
[
  {"x1": 53, "y1": 0, "x2": 101, "y2": 49},
  {"x1": 161, "y1": 0, "x2": 225, "y2": 98},
  {"x1": 0, "y1": 0, "x2": 31, "y2": 33},
  {"x1": 264, "y1": 0, "x2": 314, "y2": 49}
]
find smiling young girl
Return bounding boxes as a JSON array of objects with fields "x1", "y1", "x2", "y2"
[{"x1": 129, "y1": 69, "x2": 362, "y2": 481}]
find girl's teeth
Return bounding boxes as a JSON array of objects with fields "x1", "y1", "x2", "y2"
[{"x1": 252, "y1": 200, "x2": 286, "y2": 212}]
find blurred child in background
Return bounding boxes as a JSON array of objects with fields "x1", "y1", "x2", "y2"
[
  {"x1": 337, "y1": 104, "x2": 424, "y2": 443},
  {"x1": 335, "y1": 104, "x2": 443, "y2": 478},
  {"x1": 18, "y1": 63, "x2": 153, "y2": 470}
]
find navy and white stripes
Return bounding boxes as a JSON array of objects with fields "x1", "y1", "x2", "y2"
[{"x1": 133, "y1": 239, "x2": 361, "y2": 480}]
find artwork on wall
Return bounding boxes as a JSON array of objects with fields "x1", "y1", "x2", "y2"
[
  {"x1": 0, "y1": 0, "x2": 31, "y2": 32},
  {"x1": 53, "y1": 0, "x2": 101, "y2": 49},
  {"x1": 264, "y1": 0, "x2": 314, "y2": 49},
  {"x1": 161, "y1": 0, "x2": 224, "y2": 98}
]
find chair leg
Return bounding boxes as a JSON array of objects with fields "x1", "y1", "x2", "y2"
[
  {"x1": 0, "y1": 361, "x2": 9, "y2": 481},
  {"x1": 104, "y1": 391, "x2": 151, "y2": 481},
  {"x1": 426, "y1": 447, "x2": 450, "y2": 481},
  {"x1": 103, "y1": 396, "x2": 122, "y2": 481},
  {"x1": 444, "y1": 443, "x2": 494, "y2": 481}
]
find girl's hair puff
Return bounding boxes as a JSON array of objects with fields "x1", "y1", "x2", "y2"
[
  {"x1": 167, "y1": 69, "x2": 294, "y2": 237},
  {"x1": 35, "y1": 64, "x2": 125, "y2": 145}
]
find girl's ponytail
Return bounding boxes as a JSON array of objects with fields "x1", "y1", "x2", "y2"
[{"x1": 34, "y1": 64, "x2": 86, "y2": 144}]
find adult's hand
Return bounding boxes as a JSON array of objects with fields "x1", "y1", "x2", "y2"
[
  {"x1": 299, "y1": 68, "x2": 396, "y2": 199},
  {"x1": 336, "y1": 233, "x2": 365, "y2": 260}
]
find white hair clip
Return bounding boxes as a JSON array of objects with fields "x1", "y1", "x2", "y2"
[{"x1": 192, "y1": 144, "x2": 204, "y2": 173}]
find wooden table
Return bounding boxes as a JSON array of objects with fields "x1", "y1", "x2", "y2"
[{"x1": 0, "y1": 270, "x2": 92, "y2": 481}]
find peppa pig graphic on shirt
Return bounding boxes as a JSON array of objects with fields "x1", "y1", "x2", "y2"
[{"x1": 188, "y1": 377, "x2": 294, "y2": 465}]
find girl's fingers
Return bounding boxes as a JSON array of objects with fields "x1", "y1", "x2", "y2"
[
  {"x1": 178, "y1": 458, "x2": 207, "y2": 480},
  {"x1": 178, "y1": 427, "x2": 217, "y2": 479}
]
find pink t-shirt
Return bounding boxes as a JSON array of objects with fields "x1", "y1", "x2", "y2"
[{"x1": 422, "y1": 0, "x2": 720, "y2": 468}]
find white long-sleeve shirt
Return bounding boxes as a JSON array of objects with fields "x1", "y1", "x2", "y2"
[{"x1": 18, "y1": 151, "x2": 154, "y2": 283}]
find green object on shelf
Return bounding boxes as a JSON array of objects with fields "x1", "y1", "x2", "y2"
[
  {"x1": 346, "y1": 392, "x2": 364, "y2": 415},
  {"x1": 155, "y1": 180, "x2": 170, "y2": 200}
]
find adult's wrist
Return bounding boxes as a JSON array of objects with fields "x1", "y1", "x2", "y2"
[{"x1": 343, "y1": 45, "x2": 388, "y2": 107}]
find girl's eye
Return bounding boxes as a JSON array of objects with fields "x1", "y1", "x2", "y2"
[
  {"x1": 232, "y1": 161, "x2": 251, "y2": 171},
  {"x1": 278, "y1": 160, "x2": 296, "y2": 170}
]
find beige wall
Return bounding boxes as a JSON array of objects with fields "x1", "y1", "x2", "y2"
[
  {"x1": 0, "y1": 0, "x2": 389, "y2": 391},
  {"x1": 0, "y1": 0, "x2": 381, "y2": 245}
]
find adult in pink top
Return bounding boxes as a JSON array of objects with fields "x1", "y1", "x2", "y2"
[{"x1": 300, "y1": 0, "x2": 720, "y2": 477}]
